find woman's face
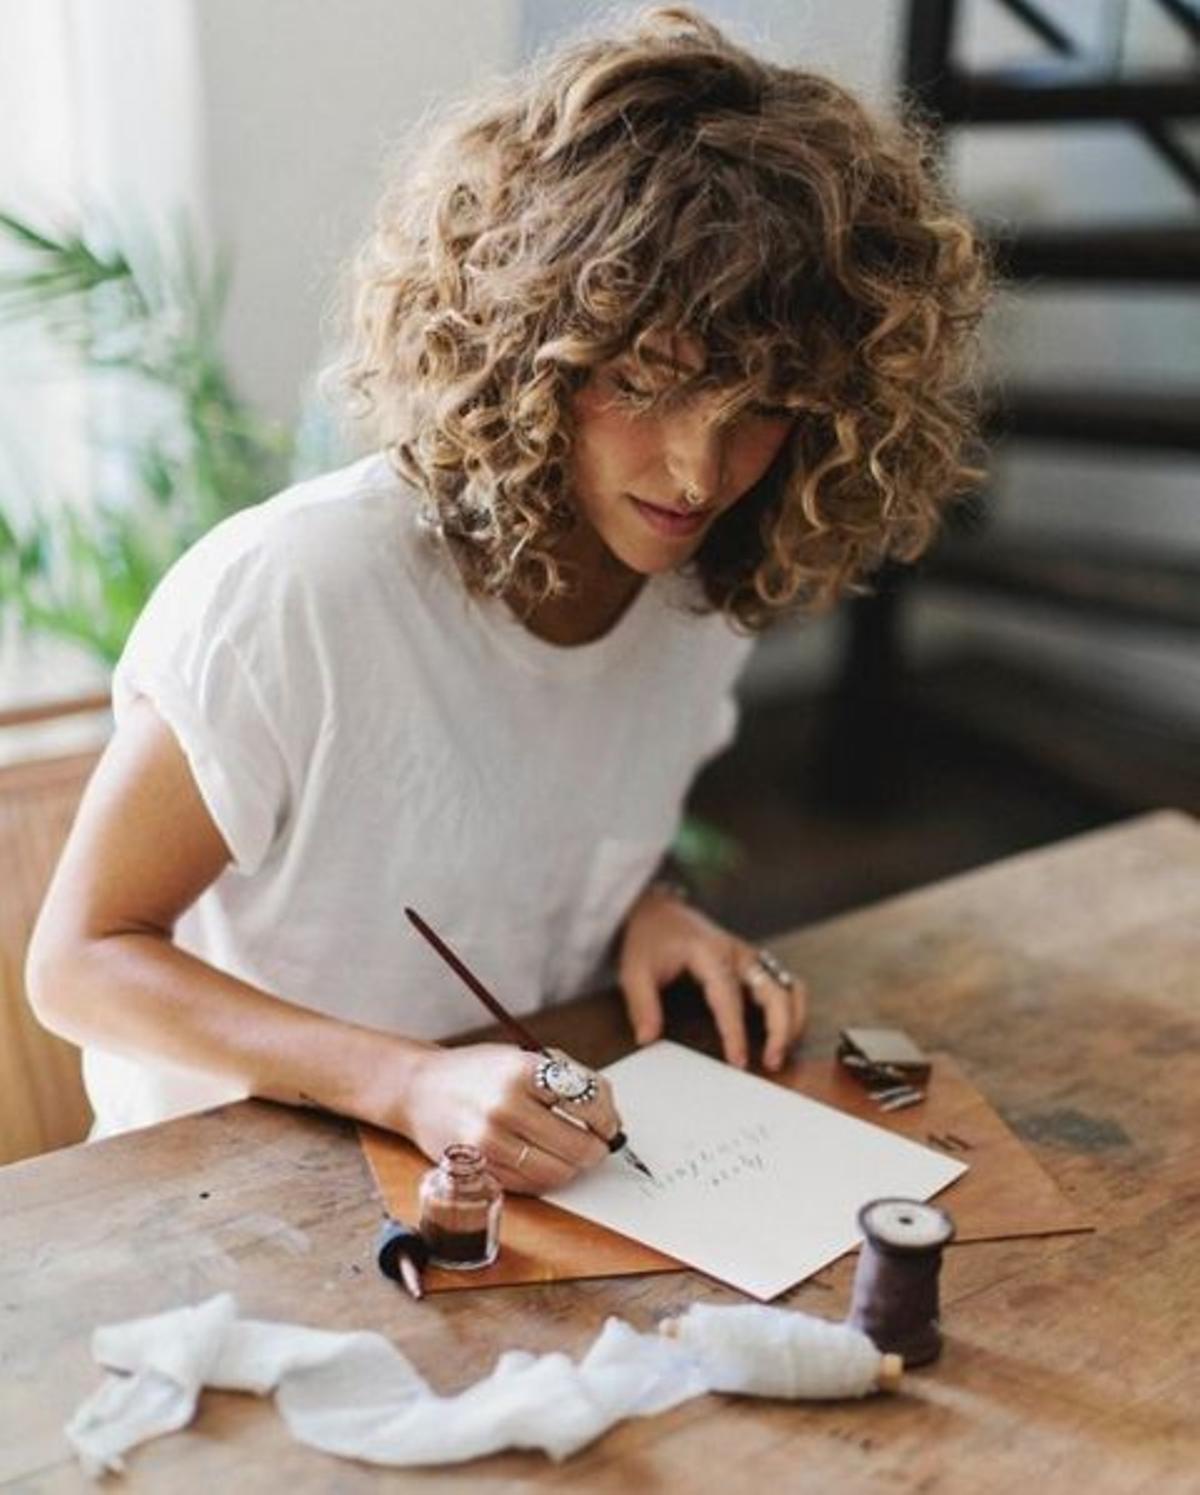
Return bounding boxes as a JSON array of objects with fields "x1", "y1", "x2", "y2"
[{"x1": 568, "y1": 336, "x2": 795, "y2": 577}]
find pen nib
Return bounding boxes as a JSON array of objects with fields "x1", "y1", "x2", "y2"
[
  {"x1": 607, "y1": 1129, "x2": 654, "y2": 1180},
  {"x1": 624, "y1": 1147, "x2": 654, "y2": 1180}
]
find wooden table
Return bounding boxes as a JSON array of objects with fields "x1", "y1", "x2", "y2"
[{"x1": 3, "y1": 811, "x2": 1198, "y2": 1493}]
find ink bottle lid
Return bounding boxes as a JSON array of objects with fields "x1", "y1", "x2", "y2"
[{"x1": 417, "y1": 1143, "x2": 503, "y2": 1271}]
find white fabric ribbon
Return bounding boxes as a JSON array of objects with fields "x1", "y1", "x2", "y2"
[{"x1": 65, "y1": 1294, "x2": 890, "y2": 1476}]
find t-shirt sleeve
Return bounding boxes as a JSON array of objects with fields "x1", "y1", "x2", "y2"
[
  {"x1": 701, "y1": 688, "x2": 740, "y2": 766},
  {"x1": 112, "y1": 531, "x2": 291, "y2": 876},
  {"x1": 694, "y1": 630, "x2": 753, "y2": 773}
]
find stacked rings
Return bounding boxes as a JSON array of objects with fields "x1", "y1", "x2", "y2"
[{"x1": 753, "y1": 948, "x2": 796, "y2": 990}]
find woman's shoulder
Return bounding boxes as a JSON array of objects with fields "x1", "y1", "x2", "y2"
[
  {"x1": 202, "y1": 453, "x2": 416, "y2": 572},
  {"x1": 163, "y1": 453, "x2": 440, "y2": 613},
  {"x1": 117, "y1": 455, "x2": 448, "y2": 687}
]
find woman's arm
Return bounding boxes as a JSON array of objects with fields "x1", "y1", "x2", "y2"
[{"x1": 26, "y1": 699, "x2": 612, "y2": 1191}]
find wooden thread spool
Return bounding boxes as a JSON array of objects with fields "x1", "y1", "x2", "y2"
[{"x1": 847, "y1": 1198, "x2": 955, "y2": 1367}]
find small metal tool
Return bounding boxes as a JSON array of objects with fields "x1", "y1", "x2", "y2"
[{"x1": 878, "y1": 1090, "x2": 926, "y2": 1113}]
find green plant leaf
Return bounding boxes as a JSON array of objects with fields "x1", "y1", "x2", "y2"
[
  {"x1": 673, "y1": 815, "x2": 745, "y2": 889},
  {"x1": 0, "y1": 206, "x2": 295, "y2": 666}
]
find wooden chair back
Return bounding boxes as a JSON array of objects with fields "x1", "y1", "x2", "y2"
[{"x1": 0, "y1": 695, "x2": 106, "y2": 1164}]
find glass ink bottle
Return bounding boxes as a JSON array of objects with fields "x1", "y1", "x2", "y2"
[{"x1": 417, "y1": 1144, "x2": 503, "y2": 1270}]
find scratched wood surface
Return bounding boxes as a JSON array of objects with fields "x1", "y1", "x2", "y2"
[{"x1": 1, "y1": 810, "x2": 1197, "y2": 1493}]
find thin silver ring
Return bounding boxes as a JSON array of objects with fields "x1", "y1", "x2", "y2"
[
  {"x1": 754, "y1": 948, "x2": 797, "y2": 991},
  {"x1": 515, "y1": 1142, "x2": 532, "y2": 1171}
]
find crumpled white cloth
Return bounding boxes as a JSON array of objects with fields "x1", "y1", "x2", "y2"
[{"x1": 65, "y1": 1294, "x2": 888, "y2": 1476}]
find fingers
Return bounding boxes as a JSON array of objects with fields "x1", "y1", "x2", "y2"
[
  {"x1": 487, "y1": 1132, "x2": 591, "y2": 1195},
  {"x1": 622, "y1": 934, "x2": 802, "y2": 1072},
  {"x1": 621, "y1": 963, "x2": 665, "y2": 1048},
  {"x1": 468, "y1": 1106, "x2": 608, "y2": 1195},
  {"x1": 518, "y1": 1094, "x2": 608, "y2": 1167},
  {"x1": 411, "y1": 1045, "x2": 610, "y2": 1197},
  {"x1": 741, "y1": 951, "x2": 808, "y2": 1071},
  {"x1": 619, "y1": 897, "x2": 807, "y2": 1073},
  {"x1": 482, "y1": 1058, "x2": 608, "y2": 1193},
  {"x1": 790, "y1": 972, "x2": 809, "y2": 1042},
  {"x1": 582, "y1": 1073, "x2": 622, "y2": 1145},
  {"x1": 692, "y1": 945, "x2": 750, "y2": 1069},
  {"x1": 545, "y1": 1086, "x2": 623, "y2": 1155}
]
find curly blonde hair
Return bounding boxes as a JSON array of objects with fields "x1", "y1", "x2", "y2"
[{"x1": 337, "y1": 5, "x2": 991, "y2": 628}]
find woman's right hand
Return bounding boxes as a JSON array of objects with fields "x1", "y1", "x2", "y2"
[{"x1": 397, "y1": 1043, "x2": 619, "y2": 1195}]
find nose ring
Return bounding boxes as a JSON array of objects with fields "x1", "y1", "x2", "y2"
[{"x1": 681, "y1": 486, "x2": 706, "y2": 511}]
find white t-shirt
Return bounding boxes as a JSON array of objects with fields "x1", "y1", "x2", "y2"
[{"x1": 84, "y1": 453, "x2": 754, "y2": 1136}]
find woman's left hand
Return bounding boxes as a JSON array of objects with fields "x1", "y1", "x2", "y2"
[{"x1": 617, "y1": 885, "x2": 807, "y2": 1072}]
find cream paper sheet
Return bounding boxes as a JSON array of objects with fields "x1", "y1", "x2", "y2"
[{"x1": 545, "y1": 1041, "x2": 966, "y2": 1300}]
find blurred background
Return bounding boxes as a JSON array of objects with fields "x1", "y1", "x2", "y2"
[{"x1": 1, "y1": 1, "x2": 1197, "y2": 1157}]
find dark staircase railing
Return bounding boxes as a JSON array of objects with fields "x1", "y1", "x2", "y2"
[
  {"x1": 823, "y1": 0, "x2": 1200, "y2": 813},
  {"x1": 984, "y1": 384, "x2": 1200, "y2": 453},
  {"x1": 990, "y1": 222, "x2": 1200, "y2": 282}
]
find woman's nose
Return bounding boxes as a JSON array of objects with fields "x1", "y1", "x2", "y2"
[{"x1": 664, "y1": 409, "x2": 724, "y2": 503}]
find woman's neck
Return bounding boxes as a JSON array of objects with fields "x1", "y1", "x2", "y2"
[{"x1": 513, "y1": 524, "x2": 645, "y2": 647}]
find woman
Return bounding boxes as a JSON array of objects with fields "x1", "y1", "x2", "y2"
[{"x1": 27, "y1": 7, "x2": 989, "y2": 1192}]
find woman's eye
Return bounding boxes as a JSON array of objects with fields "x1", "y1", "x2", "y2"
[{"x1": 609, "y1": 370, "x2": 651, "y2": 400}]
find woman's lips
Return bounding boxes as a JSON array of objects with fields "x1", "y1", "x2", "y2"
[{"x1": 627, "y1": 495, "x2": 709, "y2": 538}]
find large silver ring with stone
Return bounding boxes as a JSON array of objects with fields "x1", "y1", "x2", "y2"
[
  {"x1": 534, "y1": 1051, "x2": 599, "y2": 1106},
  {"x1": 754, "y1": 948, "x2": 796, "y2": 991}
]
